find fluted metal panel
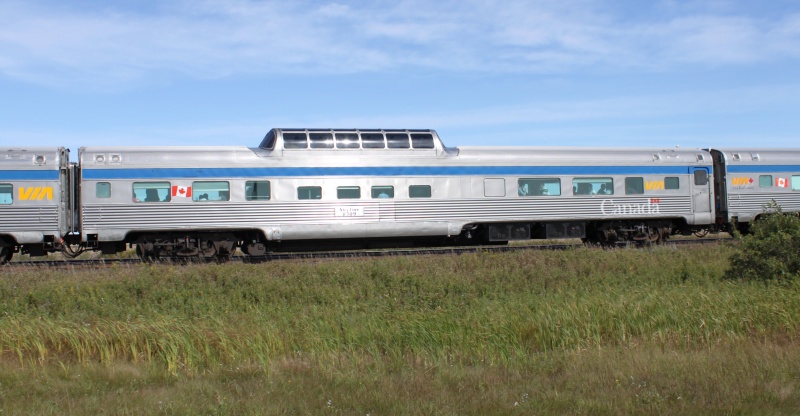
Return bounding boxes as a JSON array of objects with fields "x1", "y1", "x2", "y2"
[
  {"x1": 728, "y1": 193, "x2": 800, "y2": 222},
  {"x1": 83, "y1": 195, "x2": 694, "y2": 240},
  {"x1": 0, "y1": 207, "x2": 59, "y2": 231}
]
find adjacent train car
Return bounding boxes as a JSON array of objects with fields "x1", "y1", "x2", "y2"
[
  {"x1": 76, "y1": 129, "x2": 717, "y2": 259},
  {"x1": 0, "y1": 147, "x2": 74, "y2": 264},
  {"x1": 710, "y1": 148, "x2": 800, "y2": 230}
]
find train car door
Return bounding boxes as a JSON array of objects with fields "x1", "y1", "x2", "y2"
[{"x1": 690, "y1": 167, "x2": 713, "y2": 224}]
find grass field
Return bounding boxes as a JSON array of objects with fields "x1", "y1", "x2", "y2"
[{"x1": 1, "y1": 243, "x2": 799, "y2": 414}]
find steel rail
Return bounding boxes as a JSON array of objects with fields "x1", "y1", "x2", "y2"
[{"x1": 1, "y1": 237, "x2": 730, "y2": 270}]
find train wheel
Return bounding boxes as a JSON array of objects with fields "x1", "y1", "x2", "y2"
[
  {"x1": 135, "y1": 244, "x2": 156, "y2": 262},
  {"x1": 0, "y1": 247, "x2": 12, "y2": 264}
]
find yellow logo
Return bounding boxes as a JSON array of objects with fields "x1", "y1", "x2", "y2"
[
  {"x1": 731, "y1": 177, "x2": 754, "y2": 187},
  {"x1": 645, "y1": 181, "x2": 664, "y2": 190},
  {"x1": 19, "y1": 187, "x2": 53, "y2": 201}
]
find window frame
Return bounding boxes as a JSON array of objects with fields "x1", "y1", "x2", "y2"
[
  {"x1": 664, "y1": 177, "x2": 680, "y2": 190},
  {"x1": 573, "y1": 177, "x2": 614, "y2": 195},
  {"x1": 337, "y1": 186, "x2": 361, "y2": 199},
  {"x1": 625, "y1": 177, "x2": 644, "y2": 195},
  {"x1": 517, "y1": 178, "x2": 561, "y2": 196},
  {"x1": 297, "y1": 186, "x2": 322, "y2": 200},
  {"x1": 192, "y1": 181, "x2": 230, "y2": 202},
  {"x1": 371, "y1": 186, "x2": 394, "y2": 199},
  {"x1": 0, "y1": 183, "x2": 13, "y2": 205},
  {"x1": 245, "y1": 180, "x2": 271, "y2": 201},
  {"x1": 133, "y1": 181, "x2": 171, "y2": 203},
  {"x1": 409, "y1": 185, "x2": 432, "y2": 198},
  {"x1": 96, "y1": 182, "x2": 111, "y2": 198}
]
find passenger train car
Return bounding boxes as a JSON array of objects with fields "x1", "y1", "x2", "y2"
[
  {"x1": 0, "y1": 147, "x2": 74, "y2": 263},
  {"x1": 2, "y1": 129, "x2": 800, "y2": 263},
  {"x1": 710, "y1": 149, "x2": 800, "y2": 229}
]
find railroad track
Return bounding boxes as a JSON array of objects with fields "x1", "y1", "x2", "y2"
[{"x1": 1, "y1": 237, "x2": 731, "y2": 270}]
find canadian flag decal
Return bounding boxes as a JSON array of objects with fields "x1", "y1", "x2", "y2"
[
  {"x1": 172, "y1": 185, "x2": 192, "y2": 198},
  {"x1": 776, "y1": 178, "x2": 788, "y2": 188}
]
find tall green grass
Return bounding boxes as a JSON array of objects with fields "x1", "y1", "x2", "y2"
[{"x1": 1, "y1": 244, "x2": 797, "y2": 372}]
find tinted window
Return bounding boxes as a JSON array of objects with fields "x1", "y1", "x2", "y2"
[
  {"x1": 309, "y1": 132, "x2": 334, "y2": 149},
  {"x1": 193, "y1": 181, "x2": 229, "y2": 201},
  {"x1": 665, "y1": 177, "x2": 680, "y2": 190},
  {"x1": 518, "y1": 178, "x2": 560, "y2": 196},
  {"x1": 133, "y1": 182, "x2": 171, "y2": 202},
  {"x1": 245, "y1": 181, "x2": 271, "y2": 201},
  {"x1": 411, "y1": 133, "x2": 434, "y2": 149},
  {"x1": 361, "y1": 133, "x2": 385, "y2": 149},
  {"x1": 371, "y1": 186, "x2": 394, "y2": 199},
  {"x1": 793, "y1": 176, "x2": 800, "y2": 191},
  {"x1": 625, "y1": 177, "x2": 644, "y2": 195},
  {"x1": 335, "y1": 132, "x2": 359, "y2": 149},
  {"x1": 386, "y1": 133, "x2": 410, "y2": 149},
  {"x1": 337, "y1": 186, "x2": 361, "y2": 199},
  {"x1": 0, "y1": 184, "x2": 12, "y2": 204},
  {"x1": 96, "y1": 182, "x2": 111, "y2": 198},
  {"x1": 298, "y1": 186, "x2": 322, "y2": 200},
  {"x1": 573, "y1": 178, "x2": 613, "y2": 195},
  {"x1": 694, "y1": 170, "x2": 708, "y2": 186},
  {"x1": 283, "y1": 132, "x2": 308, "y2": 149},
  {"x1": 409, "y1": 185, "x2": 431, "y2": 198},
  {"x1": 759, "y1": 175, "x2": 773, "y2": 188},
  {"x1": 259, "y1": 130, "x2": 277, "y2": 149}
]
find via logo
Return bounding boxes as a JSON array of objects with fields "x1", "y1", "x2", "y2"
[
  {"x1": 18, "y1": 187, "x2": 53, "y2": 201},
  {"x1": 731, "y1": 177, "x2": 754, "y2": 187},
  {"x1": 645, "y1": 181, "x2": 664, "y2": 190}
]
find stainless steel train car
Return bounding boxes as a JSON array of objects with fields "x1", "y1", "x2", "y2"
[
  {"x1": 0, "y1": 147, "x2": 74, "y2": 263},
  {"x1": 710, "y1": 148, "x2": 800, "y2": 229},
  {"x1": 75, "y1": 129, "x2": 717, "y2": 259},
  {"x1": 2, "y1": 129, "x2": 799, "y2": 264}
]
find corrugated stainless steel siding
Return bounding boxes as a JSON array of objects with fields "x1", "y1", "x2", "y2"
[
  {"x1": 83, "y1": 196, "x2": 693, "y2": 230},
  {"x1": 728, "y1": 193, "x2": 800, "y2": 220},
  {"x1": 0, "y1": 207, "x2": 60, "y2": 231}
]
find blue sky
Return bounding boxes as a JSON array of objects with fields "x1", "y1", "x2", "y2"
[{"x1": 1, "y1": 0, "x2": 799, "y2": 154}]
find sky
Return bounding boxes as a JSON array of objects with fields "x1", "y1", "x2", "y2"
[{"x1": 1, "y1": 0, "x2": 799, "y2": 155}]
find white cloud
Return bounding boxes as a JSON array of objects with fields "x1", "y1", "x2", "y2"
[{"x1": 0, "y1": 0, "x2": 798, "y2": 88}]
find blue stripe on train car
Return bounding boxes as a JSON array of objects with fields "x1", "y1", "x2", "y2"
[
  {"x1": 82, "y1": 165, "x2": 697, "y2": 180},
  {"x1": 726, "y1": 165, "x2": 800, "y2": 173},
  {"x1": 0, "y1": 170, "x2": 60, "y2": 180}
]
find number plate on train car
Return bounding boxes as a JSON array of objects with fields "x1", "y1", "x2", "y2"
[{"x1": 334, "y1": 206, "x2": 364, "y2": 217}]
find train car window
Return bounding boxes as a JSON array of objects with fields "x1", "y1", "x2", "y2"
[
  {"x1": 192, "y1": 181, "x2": 229, "y2": 201},
  {"x1": 665, "y1": 177, "x2": 680, "y2": 190},
  {"x1": 694, "y1": 170, "x2": 708, "y2": 186},
  {"x1": 298, "y1": 186, "x2": 322, "y2": 200},
  {"x1": 337, "y1": 186, "x2": 361, "y2": 199},
  {"x1": 309, "y1": 132, "x2": 334, "y2": 149},
  {"x1": 386, "y1": 133, "x2": 411, "y2": 149},
  {"x1": 371, "y1": 186, "x2": 394, "y2": 199},
  {"x1": 335, "y1": 132, "x2": 360, "y2": 149},
  {"x1": 411, "y1": 133, "x2": 435, "y2": 149},
  {"x1": 573, "y1": 178, "x2": 613, "y2": 195},
  {"x1": 518, "y1": 178, "x2": 560, "y2": 196},
  {"x1": 259, "y1": 130, "x2": 277, "y2": 149},
  {"x1": 793, "y1": 176, "x2": 800, "y2": 191},
  {"x1": 759, "y1": 175, "x2": 773, "y2": 188},
  {"x1": 409, "y1": 185, "x2": 432, "y2": 198},
  {"x1": 96, "y1": 182, "x2": 111, "y2": 198},
  {"x1": 133, "y1": 182, "x2": 171, "y2": 202},
  {"x1": 625, "y1": 177, "x2": 644, "y2": 195},
  {"x1": 361, "y1": 132, "x2": 385, "y2": 149},
  {"x1": 245, "y1": 181, "x2": 271, "y2": 201},
  {"x1": 0, "y1": 184, "x2": 12, "y2": 204},
  {"x1": 283, "y1": 132, "x2": 308, "y2": 149}
]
